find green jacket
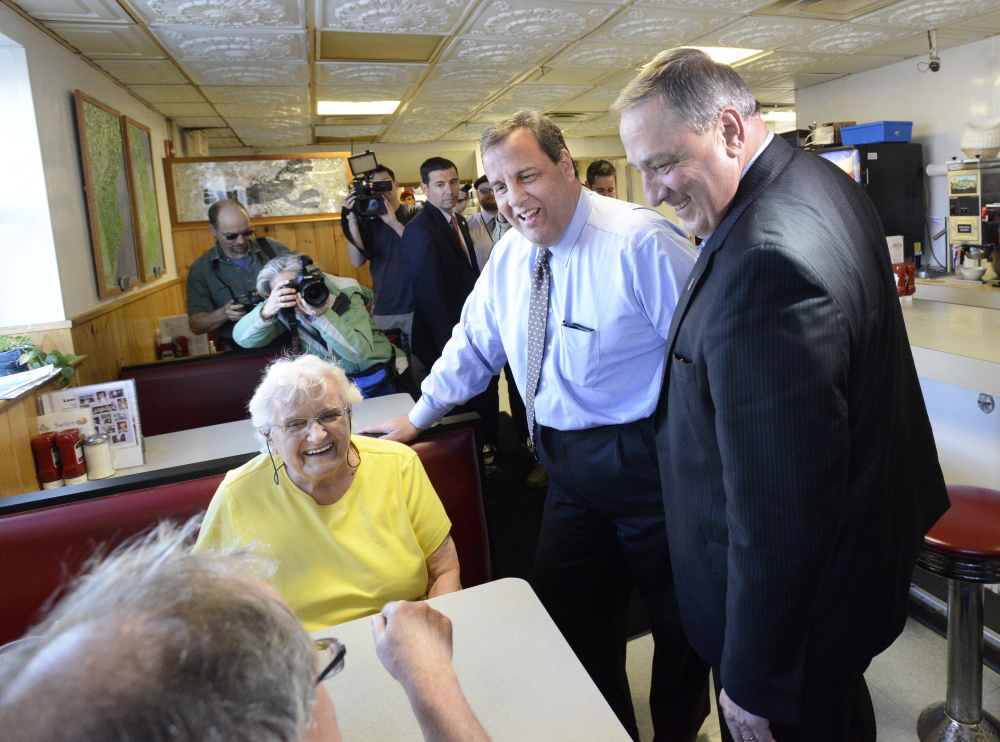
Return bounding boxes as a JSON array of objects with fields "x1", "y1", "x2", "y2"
[{"x1": 232, "y1": 275, "x2": 394, "y2": 376}]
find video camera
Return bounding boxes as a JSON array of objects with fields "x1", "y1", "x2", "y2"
[{"x1": 348, "y1": 150, "x2": 393, "y2": 219}]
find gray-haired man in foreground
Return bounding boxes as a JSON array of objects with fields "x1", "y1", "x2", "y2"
[{"x1": 0, "y1": 520, "x2": 489, "y2": 742}]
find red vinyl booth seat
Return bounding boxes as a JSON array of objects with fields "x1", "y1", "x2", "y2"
[
  {"x1": 0, "y1": 427, "x2": 490, "y2": 645},
  {"x1": 120, "y1": 350, "x2": 280, "y2": 437}
]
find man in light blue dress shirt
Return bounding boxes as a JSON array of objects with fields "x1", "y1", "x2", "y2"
[{"x1": 363, "y1": 110, "x2": 709, "y2": 741}]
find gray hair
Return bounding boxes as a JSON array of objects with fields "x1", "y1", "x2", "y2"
[
  {"x1": 0, "y1": 518, "x2": 316, "y2": 742},
  {"x1": 249, "y1": 354, "x2": 363, "y2": 452},
  {"x1": 256, "y1": 253, "x2": 316, "y2": 297},
  {"x1": 480, "y1": 110, "x2": 567, "y2": 165},
  {"x1": 611, "y1": 47, "x2": 761, "y2": 134}
]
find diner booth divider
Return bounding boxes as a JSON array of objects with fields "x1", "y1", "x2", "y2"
[{"x1": 0, "y1": 423, "x2": 491, "y2": 646}]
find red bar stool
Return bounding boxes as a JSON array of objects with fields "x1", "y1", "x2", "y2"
[{"x1": 917, "y1": 485, "x2": 1000, "y2": 742}]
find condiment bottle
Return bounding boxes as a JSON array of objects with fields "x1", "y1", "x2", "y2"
[
  {"x1": 56, "y1": 428, "x2": 88, "y2": 485},
  {"x1": 82, "y1": 434, "x2": 115, "y2": 480},
  {"x1": 31, "y1": 431, "x2": 63, "y2": 489}
]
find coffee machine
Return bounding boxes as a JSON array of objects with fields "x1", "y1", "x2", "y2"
[{"x1": 947, "y1": 158, "x2": 1000, "y2": 277}]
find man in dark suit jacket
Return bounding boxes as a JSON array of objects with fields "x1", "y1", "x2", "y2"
[
  {"x1": 616, "y1": 48, "x2": 949, "y2": 742},
  {"x1": 402, "y1": 157, "x2": 480, "y2": 371},
  {"x1": 402, "y1": 157, "x2": 499, "y2": 452}
]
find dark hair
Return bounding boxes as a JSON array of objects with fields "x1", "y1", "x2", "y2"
[
  {"x1": 420, "y1": 157, "x2": 458, "y2": 185},
  {"x1": 374, "y1": 165, "x2": 396, "y2": 181},
  {"x1": 611, "y1": 47, "x2": 761, "y2": 134},
  {"x1": 207, "y1": 199, "x2": 250, "y2": 228},
  {"x1": 480, "y1": 110, "x2": 567, "y2": 165},
  {"x1": 586, "y1": 160, "x2": 616, "y2": 186},
  {"x1": 473, "y1": 174, "x2": 489, "y2": 190}
]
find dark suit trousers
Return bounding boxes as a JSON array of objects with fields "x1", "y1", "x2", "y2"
[{"x1": 532, "y1": 417, "x2": 710, "y2": 742}]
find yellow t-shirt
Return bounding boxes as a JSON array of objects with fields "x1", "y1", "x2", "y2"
[{"x1": 195, "y1": 435, "x2": 452, "y2": 631}]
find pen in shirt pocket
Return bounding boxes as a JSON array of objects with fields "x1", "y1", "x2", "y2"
[{"x1": 561, "y1": 320, "x2": 595, "y2": 332}]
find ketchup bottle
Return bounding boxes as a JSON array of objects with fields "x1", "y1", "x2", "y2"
[
  {"x1": 56, "y1": 428, "x2": 88, "y2": 485},
  {"x1": 31, "y1": 431, "x2": 63, "y2": 489}
]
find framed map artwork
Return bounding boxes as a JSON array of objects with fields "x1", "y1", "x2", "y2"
[
  {"x1": 73, "y1": 90, "x2": 141, "y2": 299},
  {"x1": 122, "y1": 117, "x2": 165, "y2": 282},
  {"x1": 163, "y1": 153, "x2": 351, "y2": 226}
]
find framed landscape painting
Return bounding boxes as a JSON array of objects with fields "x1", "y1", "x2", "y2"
[
  {"x1": 74, "y1": 90, "x2": 141, "y2": 298},
  {"x1": 122, "y1": 116, "x2": 165, "y2": 282}
]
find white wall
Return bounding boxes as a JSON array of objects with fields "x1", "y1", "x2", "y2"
[
  {"x1": 796, "y1": 35, "x2": 1000, "y2": 269},
  {"x1": 0, "y1": 3, "x2": 176, "y2": 320},
  {"x1": 0, "y1": 31, "x2": 63, "y2": 326}
]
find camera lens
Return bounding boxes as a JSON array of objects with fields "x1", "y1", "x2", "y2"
[{"x1": 300, "y1": 279, "x2": 330, "y2": 307}]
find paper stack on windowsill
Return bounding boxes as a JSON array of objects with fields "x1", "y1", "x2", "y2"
[{"x1": 0, "y1": 365, "x2": 55, "y2": 400}]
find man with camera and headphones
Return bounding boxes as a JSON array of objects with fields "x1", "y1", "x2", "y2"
[
  {"x1": 187, "y1": 199, "x2": 292, "y2": 348},
  {"x1": 233, "y1": 253, "x2": 400, "y2": 399},
  {"x1": 342, "y1": 155, "x2": 421, "y2": 358}
]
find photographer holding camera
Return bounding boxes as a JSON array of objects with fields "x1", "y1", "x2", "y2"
[
  {"x1": 187, "y1": 199, "x2": 292, "y2": 348},
  {"x1": 342, "y1": 159, "x2": 421, "y2": 358},
  {"x1": 233, "y1": 254, "x2": 400, "y2": 399}
]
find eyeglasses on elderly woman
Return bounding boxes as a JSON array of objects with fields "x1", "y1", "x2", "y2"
[{"x1": 268, "y1": 407, "x2": 351, "y2": 436}]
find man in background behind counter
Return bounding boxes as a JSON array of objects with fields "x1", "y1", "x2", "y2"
[{"x1": 186, "y1": 199, "x2": 291, "y2": 348}]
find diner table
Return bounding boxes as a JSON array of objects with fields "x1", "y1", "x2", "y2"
[{"x1": 314, "y1": 577, "x2": 632, "y2": 742}]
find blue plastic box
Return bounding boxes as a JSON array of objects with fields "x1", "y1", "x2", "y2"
[{"x1": 839, "y1": 121, "x2": 912, "y2": 145}]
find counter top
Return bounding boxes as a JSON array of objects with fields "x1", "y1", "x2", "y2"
[{"x1": 901, "y1": 299, "x2": 1000, "y2": 395}]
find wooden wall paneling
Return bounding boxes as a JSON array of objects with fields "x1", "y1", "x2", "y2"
[
  {"x1": 0, "y1": 322, "x2": 75, "y2": 355},
  {"x1": 172, "y1": 227, "x2": 203, "y2": 280},
  {"x1": 0, "y1": 394, "x2": 41, "y2": 497}
]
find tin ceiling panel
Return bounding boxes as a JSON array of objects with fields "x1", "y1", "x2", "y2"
[{"x1": 14, "y1": 0, "x2": 1000, "y2": 146}]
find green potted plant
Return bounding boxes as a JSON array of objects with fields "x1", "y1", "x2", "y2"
[{"x1": 0, "y1": 334, "x2": 79, "y2": 387}]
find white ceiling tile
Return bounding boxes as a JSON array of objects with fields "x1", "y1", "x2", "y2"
[
  {"x1": 208, "y1": 137, "x2": 245, "y2": 147},
  {"x1": 127, "y1": 84, "x2": 204, "y2": 102},
  {"x1": 636, "y1": 0, "x2": 774, "y2": 12},
  {"x1": 314, "y1": 124, "x2": 385, "y2": 136},
  {"x1": 315, "y1": 85, "x2": 412, "y2": 102},
  {"x1": 549, "y1": 41, "x2": 662, "y2": 68},
  {"x1": 461, "y1": 1, "x2": 619, "y2": 42},
  {"x1": 402, "y1": 102, "x2": 475, "y2": 120},
  {"x1": 587, "y1": 7, "x2": 737, "y2": 46},
  {"x1": 153, "y1": 102, "x2": 218, "y2": 116},
  {"x1": 861, "y1": 27, "x2": 987, "y2": 58},
  {"x1": 215, "y1": 102, "x2": 310, "y2": 118},
  {"x1": 93, "y1": 58, "x2": 188, "y2": 84},
  {"x1": 229, "y1": 115, "x2": 313, "y2": 128},
  {"x1": 531, "y1": 67, "x2": 622, "y2": 85},
  {"x1": 202, "y1": 86, "x2": 309, "y2": 104},
  {"x1": 484, "y1": 85, "x2": 591, "y2": 113},
  {"x1": 951, "y1": 9, "x2": 1000, "y2": 32},
  {"x1": 44, "y1": 22, "x2": 164, "y2": 58},
  {"x1": 439, "y1": 124, "x2": 490, "y2": 141},
  {"x1": 171, "y1": 116, "x2": 228, "y2": 127},
  {"x1": 204, "y1": 128, "x2": 238, "y2": 138},
  {"x1": 182, "y1": 62, "x2": 310, "y2": 85},
  {"x1": 568, "y1": 84, "x2": 625, "y2": 106},
  {"x1": 731, "y1": 52, "x2": 840, "y2": 86},
  {"x1": 424, "y1": 66, "x2": 522, "y2": 86},
  {"x1": 561, "y1": 115, "x2": 619, "y2": 136},
  {"x1": 413, "y1": 84, "x2": 504, "y2": 104},
  {"x1": 122, "y1": 0, "x2": 305, "y2": 28},
  {"x1": 853, "y1": 0, "x2": 998, "y2": 30},
  {"x1": 14, "y1": 0, "x2": 132, "y2": 23},
  {"x1": 692, "y1": 16, "x2": 840, "y2": 49},
  {"x1": 549, "y1": 99, "x2": 609, "y2": 113},
  {"x1": 438, "y1": 37, "x2": 563, "y2": 67},
  {"x1": 749, "y1": 87, "x2": 796, "y2": 105},
  {"x1": 316, "y1": 62, "x2": 427, "y2": 86},
  {"x1": 151, "y1": 28, "x2": 307, "y2": 62},
  {"x1": 316, "y1": 0, "x2": 466, "y2": 34},
  {"x1": 779, "y1": 24, "x2": 921, "y2": 55}
]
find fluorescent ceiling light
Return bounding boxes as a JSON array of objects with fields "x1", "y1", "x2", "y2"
[
  {"x1": 685, "y1": 46, "x2": 762, "y2": 65},
  {"x1": 317, "y1": 101, "x2": 400, "y2": 115},
  {"x1": 761, "y1": 111, "x2": 797, "y2": 122}
]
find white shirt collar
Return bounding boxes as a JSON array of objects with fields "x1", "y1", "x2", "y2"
[{"x1": 740, "y1": 131, "x2": 774, "y2": 181}]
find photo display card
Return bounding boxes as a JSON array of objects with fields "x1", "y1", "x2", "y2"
[{"x1": 37, "y1": 379, "x2": 145, "y2": 469}]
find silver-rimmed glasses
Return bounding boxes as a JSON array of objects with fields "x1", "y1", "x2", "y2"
[{"x1": 271, "y1": 407, "x2": 350, "y2": 436}]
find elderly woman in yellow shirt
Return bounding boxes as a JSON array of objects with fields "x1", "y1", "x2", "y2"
[{"x1": 195, "y1": 354, "x2": 460, "y2": 630}]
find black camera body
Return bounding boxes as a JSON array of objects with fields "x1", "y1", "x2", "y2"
[
  {"x1": 233, "y1": 291, "x2": 262, "y2": 313},
  {"x1": 348, "y1": 150, "x2": 393, "y2": 218},
  {"x1": 287, "y1": 255, "x2": 330, "y2": 308}
]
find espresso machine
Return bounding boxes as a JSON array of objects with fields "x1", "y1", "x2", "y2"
[{"x1": 947, "y1": 158, "x2": 1000, "y2": 279}]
